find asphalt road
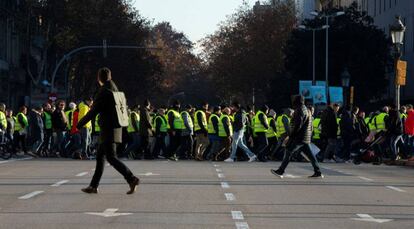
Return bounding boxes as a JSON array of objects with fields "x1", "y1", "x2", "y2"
[{"x1": 0, "y1": 158, "x2": 413, "y2": 229}]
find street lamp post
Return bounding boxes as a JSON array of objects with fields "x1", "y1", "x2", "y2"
[
  {"x1": 310, "y1": 11, "x2": 345, "y2": 104},
  {"x1": 341, "y1": 67, "x2": 351, "y2": 107},
  {"x1": 390, "y1": 16, "x2": 406, "y2": 110},
  {"x1": 298, "y1": 25, "x2": 329, "y2": 85}
]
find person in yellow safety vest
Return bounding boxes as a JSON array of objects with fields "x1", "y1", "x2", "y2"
[
  {"x1": 273, "y1": 108, "x2": 293, "y2": 161},
  {"x1": 153, "y1": 108, "x2": 168, "y2": 159},
  {"x1": 336, "y1": 117, "x2": 341, "y2": 137},
  {"x1": 265, "y1": 109, "x2": 278, "y2": 160},
  {"x1": 78, "y1": 97, "x2": 93, "y2": 157},
  {"x1": 42, "y1": 103, "x2": 54, "y2": 152},
  {"x1": 400, "y1": 106, "x2": 407, "y2": 128},
  {"x1": 65, "y1": 102, "x2": 77, "y2": 130},
  {"x1": 206, "y1": 106, "x2": 221, "y2": 160},
  {"x1": 365, "y1": 112, "x2": 377, "y2": 131},
  {"x1": 14, "y1": 106, "x2": 29, "y2": 155},
  {"x1": 124, "y1": 106, "x2": 140, "y2": 159},
  {"x1": 215, "y1": 107, "x2": 233, "y2": 161},
  {"x1": 312, "y1": 114, "x2": 322, "y2": 142},
  {"x1": 254, "y1": 105, "x2": 270, "y2": 162},
  {"x1": 194, "y1": 102, "x2": 209, "y2": 161},
  {"x1": 166, "y1": 101, "x2": 182, "y2": 158},
  {"x1": 0, "y1": 103, "x2": 7, "y2": 141},
  {"x1": 374, "y1": 106, "x2": 389, "y2": 132},
  {"x1": 173, "y1": 104, "x2": 194, "y2": 160}
]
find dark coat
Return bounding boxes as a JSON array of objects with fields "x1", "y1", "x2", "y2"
[
  {"x1": 139, "y1": 107, "x2": 153, "y2": 137},
  {"x1": 52, "y1": 109, "x2": 67, "y2": 131},
  {"x1": 289, "y1": 105, "x2": 312, "y2": 144},
  {"x1": 28, "y1": 110, "x2": 44, "y2": 141},
  {"x1": 386, "y1": 110, "x2": 403, "y2": 136},
  {"x1": 77, "y1": 80, "x2": 122, "y2": 143},
  {"x1": 320, "y1": 106, "x2": 338, "y2": 139}
]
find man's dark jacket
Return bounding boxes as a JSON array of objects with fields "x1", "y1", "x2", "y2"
[
  {"x1": 289, "y1": 105, "x2": 312, "y2": 145},
  {"x1": 52, "y1": 109, "x2": 67, "y2": 131},
  {"x1": 139, "y1": 107, "x2": 153, "y2": 137},
  {"x1": 77, "y1": 80, "x2": 122, "y2": 143},
  {"x1": 320, "y1": 106, "x2": 338, "y2": 139}
]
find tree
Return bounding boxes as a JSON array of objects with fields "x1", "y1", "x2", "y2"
[
  {"x1": 200, "y1": 0, "x2": 297, "y2": 107},
  {"x1": 284, "y1": 2, "x2": 392, "y2": 106}
]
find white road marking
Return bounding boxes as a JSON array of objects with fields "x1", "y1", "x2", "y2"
[
  {"x1": 213, "y1": 164, "x2": 219, "y2": 167},
  {"x1": 358, "y1": 176, "x2": 374, "y2": 182},
  {"x1": 76, "y1": 172, "x2": 88, "y2": 177},
  {"x1": 386, "y1": 186, "x2": 406, "y2": 193},
  {"x1": 283, "y1": 174, "x2": 301, "y2": 178},
  {"x1": 231, "y1": 211, "x2": 244, "y2": 220},
  {"x1": 218, "y1": 173, "x2": 225, "y2": 178},
  {"x1": 216, "y1": 169, "x2": 222, "y2": 172},
  {"x1": 221, "y1": 182, "x2": 230, "y2": 189},
  {"x1": 0, "y1": 157, "x2": 33, "y2": 164},
  {"x1": 225, "y1": 193, "x2": 236, "y2": 201},
  {"x1": 18, "y1": 191, "x2": 44, "y2": 200},
  {"x1": 352, "y1": 214, "x2": 393, "y2": 223},
  {"x1": 51, "y1": 180, "x2": 69, "y2": 187},
  {"x1": 137, "y1": 172, "x2": 160, "y2": 176},
  {"x1": 235, "y1": 222, "x2": 250, "y2": 229},
  {"x1": 85, "y1": 208, "x2": 133, "y2": 218}
]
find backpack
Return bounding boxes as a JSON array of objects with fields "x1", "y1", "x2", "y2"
[{"x1": 109, "y1": 91, "x2": 129, "y2": 128}]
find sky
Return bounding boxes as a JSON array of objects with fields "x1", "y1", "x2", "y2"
[{"x1": 133, "y1": 0, "x2": 255, "y2": 45}]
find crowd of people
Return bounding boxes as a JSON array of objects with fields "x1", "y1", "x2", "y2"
[{"x1": 1, "y1": 95, "x2": 414, "y2": 166}]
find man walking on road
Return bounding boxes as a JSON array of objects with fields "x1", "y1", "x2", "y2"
[
  {"x1": 224, "y1": 102, "x2": 257, "y2": 162},
  {"x1": 271, "y1": 95, "x2": 323, "y2": 178},
  {"x1": 77, "y1": 67, "x2": 139, "y2": 194}
]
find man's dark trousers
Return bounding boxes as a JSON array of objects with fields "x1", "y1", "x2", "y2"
[
  {"x1": 90, "y1": 141, "x2": 135, "y2": 188},
  {"x1": 279, "y1": 142, "x2": 321, "y2": 173}
]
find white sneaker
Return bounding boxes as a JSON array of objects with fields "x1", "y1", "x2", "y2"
[
  {"x1": 224, "y1": 158, "x2": 234, "y2": 162},
  {"x1": 248, "y1": 155, "x2": 257, "y2": 162}
]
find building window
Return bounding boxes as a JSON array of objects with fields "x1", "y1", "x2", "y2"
[
  {"x1": 374, "y1": 0, "x2": 376, "y2": 16},
  {"x1": 379, "y1": 0, "x2": 382, "y2": 14},
  {"x1": 389, "y1": 0, "x2": 391, "y2": 8},
  {"x1": 384, "y1": 0, "x2": 386, "y2": 11}
]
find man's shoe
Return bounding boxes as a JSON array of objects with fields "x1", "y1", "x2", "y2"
[
  {"x1": 270, "y1": 169, "x2": 284, "y2": 178},
  {"x1": 81, "y1": 186, "x2": 98, "y2": 194},
  {"x1": 308, "y1": 173, "x2": 324, "y2": 179},
  {"x1": 248, "y1": 155, "x2": 257, "y2": 162},
  {"x1": 127, "y1": 177, "x2": 140, "y2": 195},
  {"x1": 224, "y1": 158, "x2": 234, "y2": 162}
]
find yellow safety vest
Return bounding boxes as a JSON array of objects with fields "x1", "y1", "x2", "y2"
[
  {"x1": 44, "y1": 112, "x2": 52, "y2": 130},
  {"x1": 276, "y1": 114, "x2": 290, "y2": 138},
  {"x1": 374, "y1": 113, "x2": 388, "y2": 131},
  {"x1": 194, "y1": 110, "x2": 207, "y2": 131},
  {"x1": 127, "y1": 112, "x2": 140, "y2": 133},
  {"x1": 218, "y1": 114, "x2": 233, "y2": 137},
  {"x1": 65, "y1": 110, "x2": 75, "y2": 129},
  {"x1": 254, "y1": 111, "x2": 268, "y2": 133},
  {"x1": 313, "y1": 118, "x2": 321, "y2": 140},
  {"x1": 166, "y1": 109, "x2": 181, "y2": 130},
  {"x1": 266, "y1": 117, "x2": 277, "y2": 138},
  {"x1": 178, "y1": 111, "x2": 193, "y2": 130},
  {"x1": 0, "y1": 111, "x2": 7, "y2": 130},
  {"x1": 94, "y1": 114, "x2": 101, "y2": 133},
  {"x1": 154, "y1": 115, "x2": 168, "y2": 133},
  {"x1": 208, "y1": 114, "x2": 219, "y2": 134},
  {"x1": 14, "y1": 113, "x2": 28, "y2": 132},
  {"x1": 78, "y1": 102, "x2": 91, "y2": 128}
]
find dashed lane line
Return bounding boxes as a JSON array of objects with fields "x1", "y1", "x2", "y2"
[
  {"x1": 216, "y1": 169, "x2": 222, "y2": 173},
  {"x1": 386, "y1": 186, "x2": 406, "y2": 193},
  {"x1": 358, "y1": 176, "x2": 374, "y2": 182},
  {"x1": 235, "y1": 222, "x2": 250, "y2": 229},
  {"x1": 218, "y1": 173, "x2": 225, "y2": 178},
  {"x1": 51, "y1": 180, "x2": 70, "y2": 187},
  {"x1": 18, "y1": 191, "x2": 44, "y2": 200},
  {"x1": 221, "y1": 182, "x2": 230, "y2": 189},
  {"x1": 225, "y1": 193, "x2": 236, "y2": 201},
  {"x1": 231, "y1": 211, "x2": 244, "y2": 220},
  {"x1": 76, "y1": 172, "x2": 89, "y2": 177}
]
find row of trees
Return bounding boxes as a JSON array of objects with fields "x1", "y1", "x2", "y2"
[{"x1": 26, "y1": 0, "x2": 393, "y2": 109}]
